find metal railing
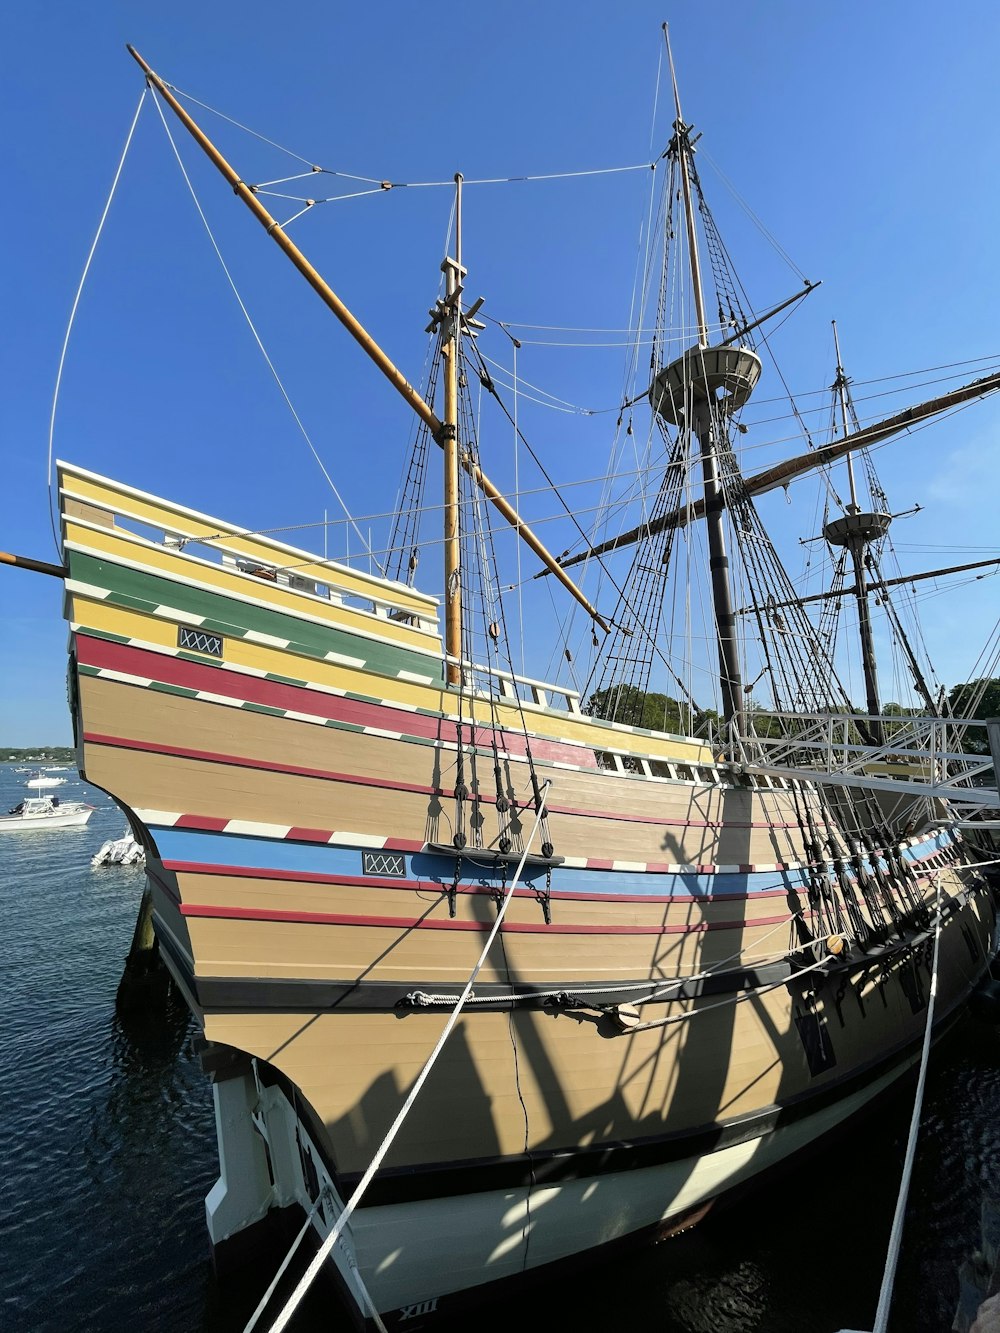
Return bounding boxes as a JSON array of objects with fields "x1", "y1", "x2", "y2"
[{"x1": 725, "y1": 710, "x2": 1000, "y2": 818}]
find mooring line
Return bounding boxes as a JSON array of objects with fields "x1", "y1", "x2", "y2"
[{"x1": 252, "y1": 781, "x2": 553, "y2": 1333}]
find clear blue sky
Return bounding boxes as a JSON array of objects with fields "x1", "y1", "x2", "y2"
[{"x1": 3, "y1": 1, "x2": 999, "y2": 744}]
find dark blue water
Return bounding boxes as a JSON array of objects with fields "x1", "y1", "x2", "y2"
[{"x1": 2, "y1": 760, "x2": 998, "y2": 1332}]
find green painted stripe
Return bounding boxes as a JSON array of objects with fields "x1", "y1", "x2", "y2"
[
  {"x1": 149, "y1": 680, "x2": 199, "y2": 700},
  {"x1": 82, "y1": 628, "x2": 131, "y2": 646},
  {"x1": 267, "y1": 672, "x2": 310, "y2": 688},
  {"x1": 69, "y1": 550, "x2": 443, "y2": 685},
  {"x1": 75, "y1": 622, "x2": 660, "y2": 769}
]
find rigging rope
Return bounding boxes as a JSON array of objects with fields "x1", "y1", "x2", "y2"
[
  {"x1": 257, "y1": 162, "x2": 657, "y2": 193},
  {"x1": 870, "y1": 875, "x2": 945, "y2": 1333},
  {"x1": 163, "y1": 87, "x2": 656, "y2": 191},
  {"x1": 47, "y1": 89, "x2": 148, "y2": 556},
  {"x1": 148, "y1": 89, "x2": 378, "y2": 566},
  {"x1": 261, "y1": 784, "x2": 553, "y2": 1333}
]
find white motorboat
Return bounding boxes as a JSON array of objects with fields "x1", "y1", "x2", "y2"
[
  {"x1": 24, "y1": 774, "x2": 66, "y2": 789},
  {"x1": 0, "y1": 794, "x2": 93, "y2": 832},
  {"x1": 91, "y1": 830, "x2": 145, "y2": 866}
]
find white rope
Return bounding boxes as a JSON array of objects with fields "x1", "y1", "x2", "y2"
[
  {"x1": 46, "y1": 90, "x2": 147, "y2": 555},
  {"x1": 148, "y1": 88, "x2": 378, "y2": 567},
  {"x1": 260, "y1": 782, "x2": 553, "y2": 1333},
  {"x1": 241, "y1": 1191, "x2": 325, "y2": 1332},
  {"x1": 409, "y1": 907, "x2": 813, "y2": 1008},
  {"x1": 871, "y1": 874, "x2": 945, "y2": 1333},
  {"x1": 623, "y1": 950, "x2": 840, "y2": 1033},
  {"x1": 393, "y1": 162, "x2": 654, "y2": 188}
]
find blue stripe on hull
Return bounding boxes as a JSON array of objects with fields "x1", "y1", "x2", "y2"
[
  {"x1": 153, "y1": 827, "x2": 804, "y2": 899},
  {"x1": 148, "y1": 825, "x2": 953, "y2": 902}
]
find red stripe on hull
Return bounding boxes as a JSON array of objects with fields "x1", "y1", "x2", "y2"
[
  {"x1": 177, "y1": 900, "x2": 791, "y2": 935},
  {"x1": 80, "y1": 635, "x2": 792, "y2": 829},
  {"x1": 83, "y1": 728, "x2": 794, "y2": 834},
  {"x1": 159, "y1": 859, "x2": 801, "y2": 904},
  {"x1": 76, "y1": 634, "x2": 590, "y2": 767},
  {"x1": 175, "y1": 814, "x2": 229, "y2": 831}
]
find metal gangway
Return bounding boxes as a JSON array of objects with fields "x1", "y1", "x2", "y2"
[{"x1": 728, "y1": 710, "x2": 1000, "y2": 828}]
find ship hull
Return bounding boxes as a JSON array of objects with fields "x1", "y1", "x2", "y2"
[
  {"x1": 57, "y1": 462, "x2": 998, "y2": 1326},
  {"x1": 217, "y1": 1022, "x2": 949, "y2": 1329}
]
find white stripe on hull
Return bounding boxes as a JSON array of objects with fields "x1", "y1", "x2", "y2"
[{"x1": 355, "y1": 1051, "x2": 915, "y2": 1314}]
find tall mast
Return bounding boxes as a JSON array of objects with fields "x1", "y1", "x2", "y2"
[
  {"x1": 556, "y1": 365, "x2": 1000, "y2": 568},
  {"x1": 442, "y1": 175, "x2": 463, "y2": 684},
  {"x1": 831, "y1": 321, "x2": 860, "y2": 513},
  {"x1": 822, "y1": 324, "x2": 887, "y2": 735},
  {"x1": 665, "y1": 26, "x2": 709, "y2": 348},
  {"x1": 661, "y1": 24, "x2": 752, "y2": 730}
]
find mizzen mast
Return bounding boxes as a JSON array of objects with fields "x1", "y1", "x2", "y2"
[
  {"x1": 822, "y1": 322, "x2": 890, "y2": 734},
  {"x1": 656, "y1": 24, "x2": 762, "y2": 730}
]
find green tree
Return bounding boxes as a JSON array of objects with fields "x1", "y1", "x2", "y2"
[
  {"x1": 584, "y1": 684, "x2": 717, "y2": 737},
  {"x1": 947, "y1": 677, "x2": 1000, "y2": 753}
]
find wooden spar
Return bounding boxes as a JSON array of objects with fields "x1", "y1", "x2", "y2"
[
  {"x1": 126, "y1": 46, "x2": 438, "y2": 435},
  {"x1": 442, "y1": 176, "x2": 463, "y2": 684},
  {"x1": 463, "y1": 457, "x2": 609, "y2": 632},
  {"x1": 0, "y1": 550, "x2": 66, "y2": 578},
  {"x1": 664, "y1": 24, "x2": 708, "y2": 346},
  {"x1": 731, "y1": 367, "x2": 1000, "y2": 500},
  {"x1": 620, "y1": 282, "x2": 819, "y2": 412},
  {"x1": 552, "y1": 366, "x2": 1000, "y2": 572},
  {"x1": 126, "y1": 46, "x2": 606, "y2": 635},
  {"x1": 717, "y1": 282, "x2": 819, "y2": 350},
  {"x1": 738, "y1": 554, "x2": 1000, "y2": 614}
]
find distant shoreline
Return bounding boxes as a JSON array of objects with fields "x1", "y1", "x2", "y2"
[{"x1": 2, "y1": 748, "x2": 76, "y2": 763}]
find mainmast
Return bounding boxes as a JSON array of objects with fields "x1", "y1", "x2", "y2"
[
  {"x1": 441, "y1": 175, "x2": 464, "y2": 684},
  {"x1": 657, "y1": 26, "x2": 761, "y2": 731}
]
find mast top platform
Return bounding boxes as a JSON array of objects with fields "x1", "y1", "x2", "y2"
[
  {"x1": 651, "y1": 343, "x2": 762, "y2": 426},
  {"x1": 823, "y1": 511, "x2": 893, "y2": 547}
]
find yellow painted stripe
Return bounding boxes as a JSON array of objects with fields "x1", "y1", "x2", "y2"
[
  {"x1": 60, "y1": 468, "x2": 436, "y2": 615},
  {"x1": 64, "y1": 518, "x2": 440, "y2": 654},
  {"x1": 71, "y1": 595, "x2": 712, "y2": 762}
]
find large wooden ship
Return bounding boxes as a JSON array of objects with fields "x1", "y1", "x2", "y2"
[{"x1": 22, "y1": 32, "x2": 1000, "y2": 1331}]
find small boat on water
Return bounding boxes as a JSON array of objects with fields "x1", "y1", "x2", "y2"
[
  {"x1": 25, "y1": 773, "x2": 67, "y2": 789},
  {"x1": 0, "y1": 793, "x2": 93, "y2": 832},
  {"x1": 91, "y1": 829, "x2": 145, "y2": 866}
]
